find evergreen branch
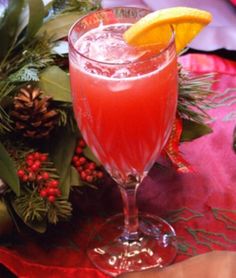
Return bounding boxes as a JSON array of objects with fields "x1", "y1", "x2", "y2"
[
  {"x1": 0, "y1": 81, "x2": 14, "y2": 133},
  {"x1": 14, "y1": 190, "x2": 47, "y2": 223},
  {"x1": 4, "y1": 36, "x2": 55, "y2": 80},
  {"x1": 0, "y1": 81, "x2": 15, "y2": 102},
  {"x1": 178, "y1": 66, "x2": 215, "y2": 124},
  {"x1": 56, "y1": 105, "x2": 78, "y2": 132},
  {"x1": 0, "y1": 105, "x2": 13, "y2": 133},
  {"x1": 47, "y1": 198, "x2": 72, "y2": 224},
  {"x1": 51, "y1": 0, "x2": 101, "y2": 16},
  {"x1": 9, "y1": 66, "x2": 39, "y2": 82}
]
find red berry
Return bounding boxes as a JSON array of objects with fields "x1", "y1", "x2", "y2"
[
  {"x1": 42, "y1": 172, "x2": 49, "y2": 180},
  {"x1": 31, "y1": 163, "x2": 40, "y2": 172},
  {"x1": 26, "y1": 154, "x2": 34, "y2": 161},
  {"x1": 48, "y1": 195, "x2": 55, "y2": 203},
  {"x1": 85, "y1": 169, "x2": 92, "y2": 175},
  {"x1": 36, "y1": 174, "x2": 43, "y2": 182},
  {"x1": 33, "y1": 152, "x2": 41, "y2": 159},
  {"x1": 49, "y1": 179, "x2": 59, "y2": 187},
  {"x1": 79, "y1": 157, "x2": 86, "y2": 165},
  {"x1": 17, "y1": 169, "x2": 25, "y2": 177},
  {"x1": 97, "y1": 171, "x2": 104, "y2": 179},
  {"x1": 48, "y1": 188, "x2": 56, "y2": 195},
  {"x1": 74, "y1": 160, "x2": 81, "y2": 167},
  {"x1": 86, "y1": 175, "x2": 93, "y2": 183},
  {"x1": 88, "y1": 162, "x2": 96, "y2": 170},
  {"x1": 78, "y1": 139, "x2": 86, "y2": 148},
  {"x1": 77, "y1": 166, "x2": 83, "y2": 173},
  {"x1": 80, "y1": 171, "x2": 87, "y2": 180},
  {"x1": 75, "y1": 147, "x2": 83, "y2": 154},
  {"x1": 40, "y1": 190, "x2": 47, "y2": 198},
  {"x1": 22, "y1": 175, "x2": 28, "y2": 182},
  {"x1": 28, "y1": 172, "x2": 35, "y2": 181},
  {"x1": 72, "y1": 155, "x2": 79, "y2": 163},
  {"x1": 54, "y1": 188, "x2": 61, "y2": 196},
  {"x1": 39, "y1": 154, "x2": 47, "y2": 162},
  {"x1": 26, "y1": 159, "x2": 34, "y2": 167},
  {"x1": 34, "y1": 160, "x2": 41, "y2": 167}
]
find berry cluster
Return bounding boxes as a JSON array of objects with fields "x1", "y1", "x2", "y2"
[
  {"x1": 72, "y1": 139, "x2": 104, "y2": 184},
  {"x1": 17, "y1": 152, "x2": 61, "y2": 203}
]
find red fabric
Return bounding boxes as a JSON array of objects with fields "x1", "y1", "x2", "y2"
[
  {"x1": 0, "y1": 54, "x2": 236, "y2": 277},
  {"x1": 230, "y1": 0, "x2": 236, "y2": 6}
]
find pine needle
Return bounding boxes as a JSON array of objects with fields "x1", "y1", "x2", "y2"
[{"x1": 178, "y1": 65, "x2": 215, "y2": 124}]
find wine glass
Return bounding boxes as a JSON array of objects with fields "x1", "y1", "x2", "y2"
[{"x1": 68, "y1": 7, "x2": 178, "y2": 276}]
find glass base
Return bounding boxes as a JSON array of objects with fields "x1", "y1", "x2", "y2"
[{"x1": 87, "y1": 213, "x2": 177, "y2": 276}]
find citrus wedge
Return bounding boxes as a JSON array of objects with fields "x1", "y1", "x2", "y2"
[{"x1": 123, "y1": 7, "x2": 212, "y2": 53}]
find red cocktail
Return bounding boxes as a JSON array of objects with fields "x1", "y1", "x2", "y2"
[{"x1": 69, "y1": 7, "x2": 177, "y2": 276}]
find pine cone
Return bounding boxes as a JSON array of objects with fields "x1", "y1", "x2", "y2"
[{"x1": 11, "y1": 85, "x2": 58, "y2": 139}]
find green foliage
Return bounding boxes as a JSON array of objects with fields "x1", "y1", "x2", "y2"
[
  {"x1": 47, "y1": 198, "x2": 72, "y2": 224},
  {"x1": 0, "y1": 200, "x2": 12, "y2": 236},
  {"x1": 39, "y1": 66, "x2": 71, "y2": 102},
  {"x1": 38, "y1": 0, "x2": 101, "y2": 41},
  {"x1": 13, "y1": 190, "x2": 47, "y2": 223},
  {"x1": 61, "y1": 166, "x2": 82, "y2": 198},
  {"x1": 0, "y1": 0, "x2": 24, "y2": 61},
  {"x1": 49, "y1": 127, "x2": 77, "y2": 198},
  {"x1": 70, "y1": 166, "x2": 82, "y2": 186},
  {"x1": 37, "y1": 11, "x2": 84, "y2": 41},
  {"x1": 5, "y1": 36, "x2": 54, "y2": 81},
  {"x1": 0, "y1": 104, "x2": 13, "y2": 134},
  {"x1": 11, "y1": 190, "x2": 72, "y2": 232},
  {"x1": 0, "y1": 0, "x2": 102, "y2": 234},
  {"x1": 178, "y1": 68, "x2": 214, "y2": 123},
  {"x1": 9, "y1": 66, "x2": 39, "y2": 82},
  {"x1": 26, "y1": 0, "x2": 45, "y2": 40},
  {"x1": 52, "y1": 0, "x2": 101, "y2": 15},
  {"x1": 11, "y1": 190, "x2": 47, "y2": 233},
  {"x1": 83, "y1": 146, "x2": 101, "y2": 166},
  {"x1": 181, "y1": 119, "x2": 212, "y2": 142},
  {"x1": 0, "y1": 142, "x2": 20, "y2": 196}
]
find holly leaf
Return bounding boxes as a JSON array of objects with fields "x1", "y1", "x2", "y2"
[
  {"x1": 60, "y1": 167, "x2": 71, "y2": 198},
  {"x1": 181, "y1": 119, "x2": 212, "y2": 142},
  {"x1": 39, "y1": 66, "x2": 71, "y2": 102},
  {"x1": 70, "y1": 166, "x2": 82, "y2": 187},
  {"x1": 83, "y1": 146, "x2": 101, "y2": 166},
  {"x1": 0, "y1": 142, "x2": 20, "y2": 196},
  {"x1": 37, "y1": 11, "x2": 83, "y2": 41},
  {"x1": 0, "y1": 0, "x2": 24, "y2": 60},
  {"x1": 26, "y1": 0, "x2": 45, "y2": 40},
  {"x1": 60, "y1": 166, "x2": 82, "y2": 198},
  {"x1": 25, "y1": 219, "x2": 47, "y2": 233},
  {"x1": 0, "y1": 200, "x2": 13, "y2": 236},
  {"x1": 49, "y1": 127, "x2": 77, "y2": 198},
  {"x1": 11, "y1": 198, "x2": 47, "y2": 233},
  {"x1": 10, "y1": 190, "x2": 48, "y2": 233}
]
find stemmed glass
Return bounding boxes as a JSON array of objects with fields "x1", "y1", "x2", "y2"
[{"x1": 68, "y1": 7, "x2": 178, "y2": 276}]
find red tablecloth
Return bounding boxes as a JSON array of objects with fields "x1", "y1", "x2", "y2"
[{"x1": 0, "y1": 54, "x2": 236, "y2": 278}]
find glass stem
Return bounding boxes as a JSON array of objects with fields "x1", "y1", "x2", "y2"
[{"x1": 119, "y1": 182, "x2": 139, "y2": 241}]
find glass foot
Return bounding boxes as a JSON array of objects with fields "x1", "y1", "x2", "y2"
[{"x1": 87, "y1": 213, "x2": 177, "y2": 276}]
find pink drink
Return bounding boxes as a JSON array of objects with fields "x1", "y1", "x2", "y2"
[{"x1": 69, "y1": 24, "x2": 177, "y2": 179}]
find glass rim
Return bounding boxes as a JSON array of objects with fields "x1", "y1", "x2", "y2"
[{"x1": 68, "y1": 7, "x2": 176, "y2": 66}]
